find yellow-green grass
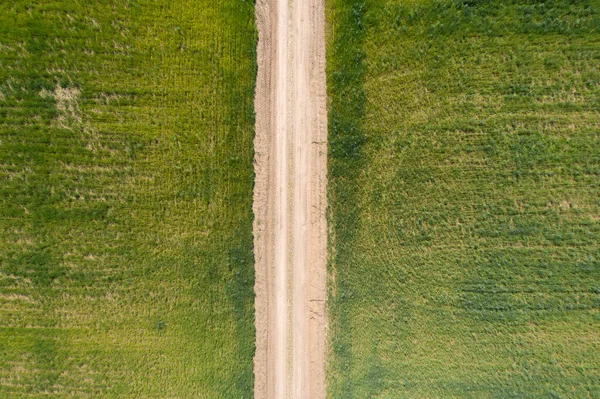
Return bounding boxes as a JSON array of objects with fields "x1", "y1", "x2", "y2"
[
  {"x1": 327, "y1": 0, "x2": 600, "y2": 397},
  {"x1": 0, "y1": 0, "x2": 255, "y2": 397}
]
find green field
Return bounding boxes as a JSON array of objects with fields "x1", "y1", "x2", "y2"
[
  {"x1": 327, "y1": 0, "x2": 600, "y2": 397},
  {"x1": 0, "y1": 0, "x2": 256, "y2": 397}
]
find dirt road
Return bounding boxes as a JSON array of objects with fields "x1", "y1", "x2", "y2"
[{"x1": 253, "y1": 0, "x2": 327, "y2": 397}]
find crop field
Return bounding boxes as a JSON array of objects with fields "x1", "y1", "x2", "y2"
[
  {"x1": 0, "y1": 0, "x2": 256, "y2": 397},
  {"x1": 327, "y1": 0, "x2": 600, "y2": 397}
]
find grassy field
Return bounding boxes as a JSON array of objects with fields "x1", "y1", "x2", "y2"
[
  {"x1": 327, "y1": 0, "x2": 600, "y2": 397},
  {"x1": 0, "y1": 0, "x2": 256, "y2": 397}
]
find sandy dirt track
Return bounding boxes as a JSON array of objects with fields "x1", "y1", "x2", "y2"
[{"x1": 253, "y1": 0, "x2": 327, "y2": 397}]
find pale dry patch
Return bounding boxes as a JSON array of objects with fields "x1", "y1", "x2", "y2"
[
  {"x1": 93, "y1": 92, "x2": 126, "y2": 105},
  {"x1": 0, "y1": 293, "x2": 36, "y2": 304},
  {"x1": 88, "y1": 17, "x2": 101, "y2": 29},
  {"x1": 39, "y1": 84, "x2": 107, "y2": 152},
  {"x1": 0, "y1": 42, "x2": 16, "y2": 52},
  {"x1": 0, "y1": 363, "x2": 28, "y2": 386},
  {"x1": 39, "y1": 85, "x2": 82, "y2": 130},
  {"x1": 0, "y1": 272, "x2": 33, "y2": 287}
]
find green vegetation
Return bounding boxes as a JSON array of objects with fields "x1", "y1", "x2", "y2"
[
  {"x1": 327, "y1": 0, "x2": 600, "y2": 397},
  {"x1": 0, "y1": 0, "x2": 256, "y2": 397}
]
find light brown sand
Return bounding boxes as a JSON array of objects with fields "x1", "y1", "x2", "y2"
[{"x1": 253, "y1": 0, "x2": 327, "y2": 396}]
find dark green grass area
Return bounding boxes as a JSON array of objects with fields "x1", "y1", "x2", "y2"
[
  {"x1": 0, "y1": 0, "x2": 256, "y2": 397},
  {"x1": 327, "y1": 0, "x2": 600, "y2": 397}
]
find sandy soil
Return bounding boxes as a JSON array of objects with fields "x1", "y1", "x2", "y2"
[{"x1": 253, "y1": 0, "x2": 327, "y2": 397}]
